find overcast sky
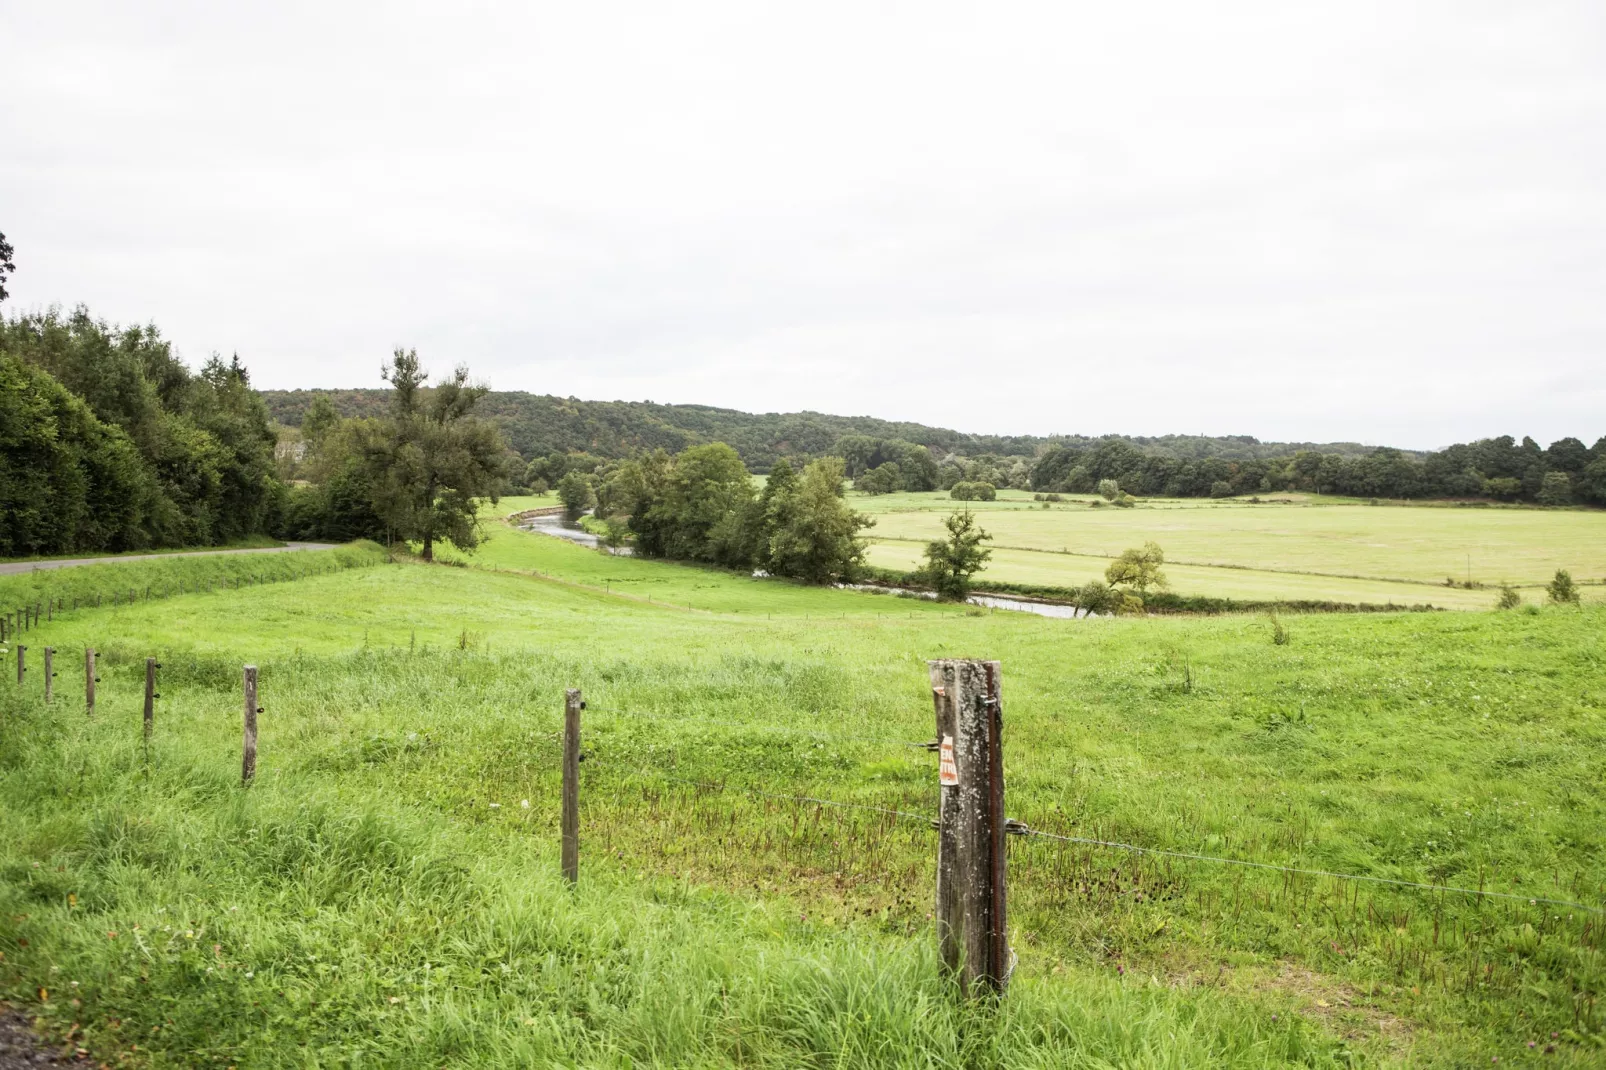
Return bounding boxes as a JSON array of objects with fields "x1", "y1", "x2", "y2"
[{"x1": 4, "y1": 2, "x2": 1603, "y2": 449}]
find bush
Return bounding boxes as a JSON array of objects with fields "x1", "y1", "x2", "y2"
[
  {"x1": 1547, "y1": 569, "x2": 1581, "y2": 605},
  {"x1": 1209, "y1": 481, "x2": 1234, "y2": 499},
  {"x1": 1495, "y1": 585, "x2": 1522, "y2": 610},
  {"x1": 1097, "y1": 479, "x2": 1120, "y2": 501},
  {"x1": 1044, "y1": 493, "x2": 1062, "y2": 502},
  {"x1": 949, "y1": 481, "x2": 996, "y2": 501}
]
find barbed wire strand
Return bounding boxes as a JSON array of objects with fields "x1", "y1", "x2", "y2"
[
  {"x1": 626, "y1": 765, "x2": 935, "y2": 825},
  {"x1": 1017, "y1": 826, "x2": 1605, "y2": 914},
  {"x1": 583, "y1": 709, "x2": 1603, "y2": 914},
  {"x1": 586, "y1": 703, "x2": 932, "y2": 750}
]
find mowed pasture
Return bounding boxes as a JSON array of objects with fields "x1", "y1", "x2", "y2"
[
  {"x1": 1, "y1": 528, "x2": 1603, "y2": 1067},
  {"x1": 856, "y1": 491, "x2": 1606, "y2": 609}
]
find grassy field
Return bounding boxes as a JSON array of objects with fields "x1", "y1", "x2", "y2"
[
  {"x1": 854, "y1": 491, "x2": 1606, "y2": 610},
  {"x1": 1, "y1": 526, "x2": 1603, "y2": 1066}
]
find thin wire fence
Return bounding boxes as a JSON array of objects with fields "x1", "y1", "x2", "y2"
[
  {"x1": 584, "y1": 703, "x2": 934, "y2": 750},
  {"x1": 1009, "y1": 825, "x2": 1604, "y2": 914},
  {"x1": 581, "y1": 704, "x2": 1604, "y2": 915}
]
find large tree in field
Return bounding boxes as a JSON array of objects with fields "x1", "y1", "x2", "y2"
[
  {"x1": 364, "y1": 348, "x2": 508, "y2": 561},
  {"x1": 766, "y1": 457, "x2": 873, "y2": 583},
  {"x1": 921, "y1": 508, "x2": 993, "y2": 600}
]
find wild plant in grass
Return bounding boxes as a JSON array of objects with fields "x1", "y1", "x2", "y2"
[
  {"x1": 1495, "y1": 585, "x2": 1522, "y2": 610},
  {"x1": 1546, "y1": 569, "x2": 1581, "y2": 605}
]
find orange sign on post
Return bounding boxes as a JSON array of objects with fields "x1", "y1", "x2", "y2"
[{"x1": 938, "y1": 734, "x2": 958, "y2": 785}]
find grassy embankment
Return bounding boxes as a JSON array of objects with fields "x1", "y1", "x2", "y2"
[
  {"x1": 854, "y1": 491, "x2": 1606, "y2": 611},
  {"x1": 1, "y1": 525, "x2": 1602, "y2": 1066}
]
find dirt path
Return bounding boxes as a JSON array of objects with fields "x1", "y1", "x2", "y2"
[
  {"x1": 0, "y1": 543, "x2": 337, "y2": 576},
  {"x1": 0, "y1": 1005, "x2": 60, "y2": 1066}
]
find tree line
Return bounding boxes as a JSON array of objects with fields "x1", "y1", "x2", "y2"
[
  {"x1": 1029, "y1": 437, "x2": 1606, "y2": 506},
  {"x1": 1, "y1": 308, "x2": 280, "y2": 556}
]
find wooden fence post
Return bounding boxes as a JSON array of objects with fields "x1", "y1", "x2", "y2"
[
  {"x1": 562, "y1": 688, "x2": 583, "y2": 884},
  {"x1": 143, "y1": 658, "x2": 157, "y2": 743},
  {"x1": 16, "y1": 644, "x2": 25, "y2": 686},
  {"x1": 928, "y1": 658, "x2": 1010, "y2": 997},
  {"x1": 85, "y1": 648, "x2": 96, "y2": 713},
  {"x1": 44, "y1": 648, "x2": 54, "y2": 703},
  {"x1": 242, "y1": 666, "x2": 258, "y2": 785}
]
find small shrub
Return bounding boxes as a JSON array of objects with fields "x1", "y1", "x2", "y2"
[
  {"x1": 1547, "y1": 569, "x2": 1581, "y2": 605},
  {"x1": 1097, "y1": 479, "x2": 1121, "y2": 501},
  {"x1": 1269, "y1": 611, "x2": 1290, "y2": 645},
  {"x1": 1044, "y1": 493, "x2": 1062, "y2": 502},
  {"x1": 1209, "y1": 481, "x2": 1233, "y2": 499},
  {"x1": 949, "y1": 481, "x2": 996, "y2": 501},
  {"x1": 1495, "y1": 585, "x2": 1522, "y2": 610}
]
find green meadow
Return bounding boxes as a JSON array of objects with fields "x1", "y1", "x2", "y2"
[
  {"x1": 1, "y1": 525, "x2": 1603, "y2": 1066},
  {"x1": 855, "y1": 491, "x2": 1606, "y2": 609}
]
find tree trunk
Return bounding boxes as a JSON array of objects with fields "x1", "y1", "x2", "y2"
[{"x1": 420, "y1": 479, "x2": 436, "y2": 561}]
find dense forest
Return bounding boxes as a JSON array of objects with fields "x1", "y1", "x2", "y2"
[
  {"x1": 265, "y1": 388, "x2": 1606, "y2": 507},
  {"x1": 1, "y1": 308, "x2": 280, "y2": 556},
  {"x1": 260, "y1": 389, "x2": 1381, "y2": 472}
]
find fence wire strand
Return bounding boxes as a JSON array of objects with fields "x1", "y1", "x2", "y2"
[
  {"x1": 1016, "y1": 826, "x2": 1605, "y2": 914},
  {"x1": 586, "y1": 703, "x2": 932, "y2": 750},
  {"x1": 587, "y1": 700, "x2": 1603, "y2": 915},
  {"x1": 621, "y1": 764, "x2": 935, "y2": 825}
]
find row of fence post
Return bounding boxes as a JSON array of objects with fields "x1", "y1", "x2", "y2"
[{"x1": 11, "y1": 643, "x2": 259, "y2": 786}]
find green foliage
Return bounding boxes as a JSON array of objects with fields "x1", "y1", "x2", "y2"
[
  {"x1": 920, "y1": 509, "x2": 993, "y2": 601},
  {"x1": 1536, "y1": 470, "x2": 1573, "y2": 506},
  {"x1": 1209, "y1": 480, "x2": 1234, "y2": 499},
  {"x1": 853, "y1": 461, "x2": 902, "y2": 495},
  {"x1": 0, "y1": 308, "x2": 281, "y2": 554},
  {"x1": 556, "y1": 470, "x2": 594, "y2": 521},
  {"x1": 1097, "y1": 478, "x2": 1121, "y2": 501},
  {"x1": 1105, "y1": 541, "x2": 1168, "y2": 596},
  {"x1": 1546, "y1": 569, "x2": 1581, "y2": 605},
  {"x1": 949, "y1": 481, "x2": 996, "y2": 501},
  {"x1": 763, "y1": 457, "x2": 873, "y2": 584},
  {"x1": 1495, "y1": 585, "x2": 1522, "y2": 610},
  {"x1": 358, "y1": 350, "x2": 509, "y2": 561},
  {"x1": 0, "y1": 355, "x2": 156, "y2": 556}
]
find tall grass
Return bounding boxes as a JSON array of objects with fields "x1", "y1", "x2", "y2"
[{"x1": 1, "y1": 534, "x2": 1602, "y2": 1065}]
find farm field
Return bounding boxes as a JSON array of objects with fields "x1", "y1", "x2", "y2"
[
  {"x1": 1, "y1": 533, "x2": 1603, "y2": 1066},
  {"x1": 854, "y1": 491, "x2": 1606, "y2": 609}
]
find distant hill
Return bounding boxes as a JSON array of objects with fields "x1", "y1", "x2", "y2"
[{"x1": 258, "y1": 388, "x2": 1383, "y2": 468}]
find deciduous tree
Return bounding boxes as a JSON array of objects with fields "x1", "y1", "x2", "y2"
[
  {"x1": 362, "y1": 349, "x2": 508, "y2": 561},
  {"x1": 921, "y1": 509, "x2": 993, "y2": 600}
]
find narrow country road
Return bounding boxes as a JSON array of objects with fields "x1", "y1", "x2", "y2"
[{"x1": 0, "y1": 543, "x2": 339, "y2": 576}]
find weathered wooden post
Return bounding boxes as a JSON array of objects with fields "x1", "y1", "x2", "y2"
[
  {"x1": 242, "y1": 665, "x2": 259, "y2": 785},
  {"x1": 562, "y1": 688, "x2": 583, "y2": 884},
  {"x1": 16, "y1": 644, "x2": 25, "y2": 686},
  {"x1": 85, "y1": 648, "x2": 97, "y2": 713},
  {"x1": 928, "y1": 658, "x2": 1010, "y2": 997},
  {"x1": 43, "y1": 648, "x2": 54, "y2": 703},
  {"x1": 143, "y1": 658, "x2": 157, "y2": 743}
]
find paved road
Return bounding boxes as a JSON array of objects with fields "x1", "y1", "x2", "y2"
[{"x1": 0, "y1": 543, "x2": 339, "y2": 576}]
